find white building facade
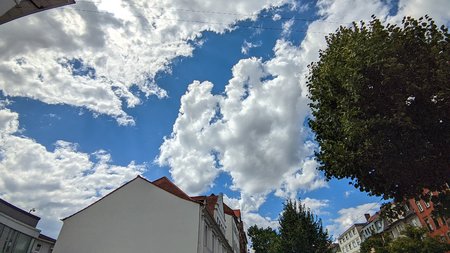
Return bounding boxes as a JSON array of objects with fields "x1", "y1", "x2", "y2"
[
  {"x1": 54, "y1": 176, "x2": 246, "y2": 253},
  {"x1": 338, "y1": 223, "x2": 365, "y2": 253},
  {"x1": 0, "y1": 198, "x2": 55, "y2": 253},
  {"x1": 361, "y1": 213, "x2": 384, "y2": 241}
]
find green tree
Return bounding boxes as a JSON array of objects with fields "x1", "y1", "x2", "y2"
[
  {"x1": 247, "y1": 225, "x2": 280, "y2": 253},
  {"x1": 360, "y1": 226, "x2": 449, "y2": 253},
  {"x1": 247, "y1": 200, "x2": 331, "y2": 253},
  {"x1": 279, "y1": 200, "x2": 331, "y2": 253},
  {"x1": 388, "y1": 226, "x2": 450, "y2": 253},
  {"x1": 307, "y1": 15, "x2": 450, "y2": 202},
  {"x1": 360, "y1": 233, "x2": 390, "y2": 253}
]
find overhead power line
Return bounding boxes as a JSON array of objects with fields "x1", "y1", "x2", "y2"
[
  {"x1": 67, "y1": 7, "x2": 337, "y2": 35},
  {"x1": 74, "y1": 0, "x2": 346, "y2": 25}
]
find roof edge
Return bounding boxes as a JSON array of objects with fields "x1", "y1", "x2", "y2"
[{"x1": 62, "y1": 175, "x2": 142, "y2": 221}]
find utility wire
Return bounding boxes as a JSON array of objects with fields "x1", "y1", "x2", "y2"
[
  {"x1": 74, "y1": 0, "x2": 346, "y2": 25},
  {"x1": 68, "y1": 7, "x2": 335, "y2": 35},
  {"x1": 332, "y1": 198, "x2": 384, "y2": 238}
]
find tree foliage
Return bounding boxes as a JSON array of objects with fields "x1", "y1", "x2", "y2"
[
  {"x1": 247, "y1": 225, "x2": 280, "y2": 253},
  {"x1": 307, "y1": 15, "x2": 450, "y2": 202},
  {"x1": 360, "y1": 233, "x2": 390, "y2": 253},
  {"x1": 279, "y1": 200, "x2": 331, "y2": 253},
  {"x1": 360, "y1": 226, "x2": 450, "y2": 253},
  {"x1": 247, "y1": 199, "x2": 331, "y2": 253}
]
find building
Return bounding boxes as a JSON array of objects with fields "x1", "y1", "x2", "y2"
[
  {"x1": 361, "y1": 212, "x2": 384, "y2": 241},
  {"x1": 330, "y1": 243, "x2": 342, "y2": 253},
  {"x1": 339, "y1": 193, "x2": 448, "y2": 253},
  {"x1": 382, "y1": 202, "x2": 422, "y2": 239},
  {"x1": 0, "y1": 0, "x2": 75, "y2": 25},
  {"x1": 53, "y1": 176, "x2": 247, "y2": 253},
  {"x1": 337, "y1": 223, "x2": 365, "y2": 253},
  {"x1": 0, "y1": 198, "x2": 56, "y2": 253},
  {"x1": 408, "y1": 191, "x2": 450, "y2": 242}
]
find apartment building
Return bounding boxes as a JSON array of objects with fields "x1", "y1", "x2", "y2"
[
  {"x1": 337, "y1": 223, "x2": 365, "y2": 253},
  {"x1": 53, "y1": 175, "x2": 247, "y2": 253},
  {"x1": 0, "y1": 198, "x2": 55, "y2": 253}
]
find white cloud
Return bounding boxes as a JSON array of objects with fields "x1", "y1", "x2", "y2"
[
  {"x1": 272, "y1": 13, "x2": 282, "y2": 21},
  {"x1": 158, "y1": 0, "x2": 401, "y2": 200},
  {"x1": 245, "y1": 212, "x2": 279, "y2": 230},
  {"x1": 0, "y1": 108, "x2": 146, "y2": 237},
  {"x1": 157, "y1": 42, "x2": 326, "y2": 198},
  {"x1": 393, "y1": 0, "x2": 450, "y2": 25},
  {"x1": 301, "y1": 197, "x2": 330, "y2": 215},
  {"x1": 327, "y1": 202, "x2": 380, "y2": 240},
  {"x1": 281, "y1": 18, "x2": 294, "y2": 37},
  {"x1": 224, "y1": 193, "x2": 278, "y2": 231},
  {"x1": 241, "y1": 40, "x2": 262, "y2": 54},
  {"x1": 0, "y1": 0, "x2": 293, "y2": 125},
  {"x1": 156, "y1": 0, "x2": 399, "y2": 230}
]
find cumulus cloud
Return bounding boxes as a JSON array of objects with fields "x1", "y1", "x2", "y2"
[
  {"x1": 157, "y1": 0, "x2": 399, "y2": 214},
  {"x1": 156, "y1": 0, "x2": 400, "y2": 229},
  {"x1": 327, "y1": 202, "x2": 380, "y2": 239},
  {"x1": 0, "y1": 0, "x2": 293, "y2": 125},
  {"x1": 157, "y1": 41, "x2": 324, "y2": 197},
  {"x1": 392, "y1": 0, "x2": 450, "y2": 25},
  {"x1": 156, "y1": 0, "x2": 450, "y2": 235},
  {"x1": 0, "y1": 108, "x2": 146, "y2": 237}
]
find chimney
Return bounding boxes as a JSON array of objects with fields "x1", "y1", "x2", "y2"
[{"x1": 364, "y1": 213, "x2": 371, "y2": 221}]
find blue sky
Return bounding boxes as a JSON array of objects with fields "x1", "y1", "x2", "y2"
[{"x1": 0, "y1": 0, "x2": 449, "y2": 241}]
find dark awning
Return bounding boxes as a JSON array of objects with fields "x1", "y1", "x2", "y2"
[{"x1": 0, "y1": 0, "x2": 75, "y2": 25}]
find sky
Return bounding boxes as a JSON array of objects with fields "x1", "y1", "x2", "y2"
[{"x1": 0, "y1": 0, "x2": 449, "y2": 242}]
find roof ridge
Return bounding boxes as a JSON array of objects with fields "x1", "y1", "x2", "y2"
[
  {"x1": 0, "y1": 198, "x2": 41, "y2": 220},
  {"x1": 62, "y1": 176, "x2": 142, "y2": 221}
]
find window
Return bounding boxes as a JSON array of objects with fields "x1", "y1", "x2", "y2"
[
  {"x1": 424, "y1": 200, "x2": 431, "y2": 208},
  {"x1": 404, "y1": 203, "x2": 410, "y2": 212},
  {"x1": 432, "y1": 216, "x2": 441, "y2": 229},
  {"x1": 425, "y1": 219, "x2": 434, "y2": 231},
  {"x1": 34, "y1": 244, "x2": 42, "y2": 253},
  {"x1": 416, "y1": 201, "x2": 424, "y2": 212},
  {"x1": 212, "y1": 234, "x2": 215, "y2": 251},
  {"x1": 376, "y1": 221, "x2": 382, "y2": 229},
  {"x1": 12, "y1": 232, "x2": 32, "y2": 253},
  {"x1": 204, "y1": 225, "x2": 208, "y2": 246}
]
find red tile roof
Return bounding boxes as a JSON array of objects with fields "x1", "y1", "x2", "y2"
[
  {"x1": 224, "y1": 203, "x2": 234, "y2": 216},
  {"x1": 367, "y1": 212, "x2": 379, "y2": 223},
  {"x1": 151, "y1": 176, "x2": 195, "y2": 203},
  {"x1": 233, "y1": 209, "x2": 241, "y2": 218}
]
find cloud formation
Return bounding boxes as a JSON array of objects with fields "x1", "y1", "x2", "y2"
[
  {"x1": 0, "y1": 0, "x2": 292, "y2": 125},
  {"x1": 0, "y1": 108, "x2": 145, "y2": 237},
  {"x1": 327, "y1": 202, "x2": 381, "y2": 240},
  {"x1": 158, "y1": 0, "x2": 450, "y2": 232},
  {"x1": 157, "y1": 41, "x2": 324, "y2": 197}
]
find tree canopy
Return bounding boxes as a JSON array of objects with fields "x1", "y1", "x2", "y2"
[
  {"x1": 307, "y1": 16, "x2": 450, "y2": 201},
  {"x1": 247, "y1": 225, "x2": 280, "y2": 253},
  {"x1": 247, "y1": 199, "x2": 331, "y2": 253},
  {"x1": 360, "y1": 226, "x2": 450, "y2": 253}
]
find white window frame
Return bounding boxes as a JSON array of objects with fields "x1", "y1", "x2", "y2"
[{"x1": 416, "y1": 201, "x2": 424, "y2": 212}]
